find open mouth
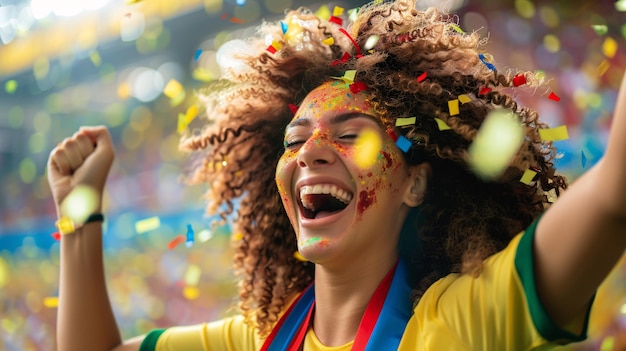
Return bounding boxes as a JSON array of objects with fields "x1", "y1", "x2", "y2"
[{"x1": 298, "y1": 184, "x2": 353, "y2": 220}]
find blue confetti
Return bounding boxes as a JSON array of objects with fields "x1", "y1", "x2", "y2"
[
  {"x1": 185, "y1": 224, "x2": 195, "y2": 248},
  {"x1": 194, "y1": 49, "x2": 203, "y2": 62},
  {"x1": 236, "y1": 0, "x2": 246, "y2": 5},
  {"x1": 581, "y1": 150, "x2": 587, "y2": 168},
  {"x1": 478, "y1": 54, "x2": 496, "y2": 71},
  {"x1": 395, "y1": 135, "x2": 412, "y2": 152},
  {"x1": 280, "y1": 21, "x2": 288, "y2": 34}
]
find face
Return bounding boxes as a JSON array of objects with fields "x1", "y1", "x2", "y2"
[{"x1": 275, "y1": 81, "x2": 416, "y2": 265}]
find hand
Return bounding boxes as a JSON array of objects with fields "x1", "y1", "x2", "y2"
[{"x1": 47, "y1": 126, "x2": 115, "y2": 215}]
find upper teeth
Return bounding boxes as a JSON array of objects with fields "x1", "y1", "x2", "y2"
[{"x1": 299, "y1": 184, "x2": 353, "y2": 209}]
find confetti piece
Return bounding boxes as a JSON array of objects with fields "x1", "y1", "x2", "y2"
[
  {"x1": 349, "y1": 81, "x2": 368, "y2": 94},
  {"x1": 43, "y1": 297, "x2": 59, "y2": 308},
  {"x1": 280, "y1": 21, "x2": 288, "y2": 34},
  {"x1": 478, "y1": 53, "x2": 496, "y2": 71},
  {"x1": 329, "y1": 16, "x2": 343, "y2": 25},
  {"x1": 60, "y1": 185, "x2": 99, "y2": 224},
  {"x1": 468, "y1": 109, "x2": 525, "y2": 180},
  {"x1": 167, "y1": 235, "x2": 185, "y2": 250},
  {"x1": 322, "y1": 37, "x2": 335, "y2": 45},
  {"x1": 479, "y1": 87, "x2": 492, "y2": 95},
  {"x1": 538, "y1": 125, "x2": 569, "y2": 141},
  {"x1": 186, "y1": 105, "x2": 198, "y2": 123},
  {"x1": 519, "y1": 169, "x2": 537, "y2": 185},
  {"x1": 89, "y1": 51, "x2": 102, "y2": 67},
  {"x1": 396, "y1": 117, "x2": 416, "y2": 127},
  {"x1": 448, "y1": 23, "x2": 465, "y2": 33},
  {"x1": 332, "y1": 70, "x2": 356, "y2": 84},
  {"x1": 266, "y1": 40, "x2": 283, "y2": 54},
  {"x1": 235, "y1": 0, "x2": 246, "y2": 6},
  {"x1": 177, "y1": 113, "x2": 188, "y2": 134},
  {"x1": 184, "y1": 264, "x2": 201, "y2": 286},
  {"x1": 338, "y1": 28, "x2": 362, "y2": 57},
  {"x1": 232, "y1": 232, "x2": 244, "y2": 241},
  {"x1": 314, "y1": 5, "x2": 331, "y2": 20},
  {"x1": 354, "y1": 128, "x2": 383, "y2": 168},
  {"x1": 387, "y1": 130, "x2": 399, "y2": 142},
  {"x1": 333, "y1": 6, "x2": 344, "y2": 16},
  {"x1": 364, "y1": 35, "x2": 379, "y2": 50},
  {"x1": 266, "y1": 45, "x2": 277, "y2": 54},
  {"x1": 135, "y1": 216, "x2": 161, "y2": 234},
  {"x1": 4, "y1": 80, "x2": 17, "y2": 94},
  {"x1": 294, "y1": 251, "x2": 308, "y2": 262},
  {"x1": 548, "y1": 92, "x2": 560, "y2": 101},
  {"x1": 288, "y1": 104, "x2": 298, "y2": 114},
  {"x1": 448, "y1": 99, "x2": 460, "y2": 116},
  {"x1": 602, "y1": 37, "x2": 618, "y2": 58},
  {"x1": 185, "y1": 224, "x2": 195, "y2": 248},
  {"x1": 164, "y1": 79, "x2": 183, "y2": 99},
  {"x1": 512, "y1": 74, "x2": 527, "y2": 87},
  {"x1": 194, "y1": 49, "x2": 203, "y2": 61},
  {"x1": 581, "y1": 150, "x2": 587, "y2": 168},
  {"x1": 458, "y1": 94, "x2": 472, "y2": 104},
  {"x1": 395, "y1": 135, "x2": 412, "y2": 152},
  {"x1": 597, "y1": 59, "x2": 610, "y2": 76},
  {"x1": 417, "y1": 72, "x2": 428, "y2": 83},
  {"x1": 591, "y1": 25, "x2": 608, "y2": 36},
  {"x1": 183, "y1": 286, "x2": 200, "y2": 300},
  {"x1": 197, "y1": 229, "x2": 213, "y2": 242},
  {"x1": 600, "y1": 336, "x2": 614, "y2": 351},
  {"x1": 51, "y1": 232, "x2": 61, "y2": 241},
  {"x1": 434, "y1": 117, "x2": 452, "y2": 131}
]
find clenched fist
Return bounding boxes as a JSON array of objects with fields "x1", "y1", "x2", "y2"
[{"x1": 47, "y1": 126, "x2": 115, "y2": 216}]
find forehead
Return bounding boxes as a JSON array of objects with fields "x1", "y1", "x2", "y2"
[{"x1": 293, "y1": 81, "x2": 374, "y2": 121}]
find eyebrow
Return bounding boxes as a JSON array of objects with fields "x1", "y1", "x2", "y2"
[{"x1": 285, "y1": 112, "x2": 379, "y2": 131}]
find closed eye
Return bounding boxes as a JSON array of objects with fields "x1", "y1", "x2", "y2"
[
  {"x1": 339, "y1": 134, "x2": 358, "y2": 140},
  {"x1": 284, "y1": 140, "x2": 305, "y2": 149}
]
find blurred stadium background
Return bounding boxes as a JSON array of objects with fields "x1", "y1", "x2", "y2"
[{"x1": 0, "y1": 0, "x2": 625, "y2": 350}]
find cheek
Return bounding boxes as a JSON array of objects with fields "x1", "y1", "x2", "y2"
[
  {"x1": 276, "y1": 150, "x2": 298, "y2": 204},
  {"x1": 355, "y1": 144, "x2": 405, "y2": 216}
]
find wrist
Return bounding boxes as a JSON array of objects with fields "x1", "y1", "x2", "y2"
[{"x1": 55, "y1": 213, "x2": 105, "y2": 236}]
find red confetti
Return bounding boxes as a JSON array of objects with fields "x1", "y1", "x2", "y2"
[
  {"x1": 332, "y1": 52, "x2": 352, "y2": 66},
  {"x1": 338, "y1": 28, "x2": 362, "y2": 57},
  {"x1": 349, "y1": 81, "x2": 368, "y2": 94},
  {"x1": 51, "y1": 232, "x2": 61, "y2": 241},
  {"x1": 417, "y1": 72, "x2": 428, "y2": 82},
  {"x1": 168, "y1": 235, "x2": 186, "y2": 250},
  {"x1": 266, "y1": 45, "x2": 277, "y2": 54},
  {"x1": 387, "y1": 130, "x2": 399, "y2": 142},
  {"x1": 329, "y1": 16, "x2": 343, "y2": 26},
  {"x1": 288, "y1": 104, "x2": 298, "y2": 114},
  {"x1": 512, "y1": 74, "x2": 527, "y2": 87},
  {"x1": 548, "y1": 92, "x2": 561, "y2": 101},
  {"x1": 221, "y1": 13, "x2": 228, "y2": 20},
  {"x1": 479, "y1": 87, "x2": 492, "y2": 95}
]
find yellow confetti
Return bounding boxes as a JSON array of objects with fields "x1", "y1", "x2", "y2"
[
  {"x1": 177, "y1": 113, "x2": 188, "y2": 134},
  {"x1": 434, "y1": 118, "x2": 452, "y2": 131},
  {"x1": 448, "y1": 99, "x2": 460, "y2": 116},
  {"x1": 60, "y1": 185, "x2": 99, "y2": 224},
  {"x1": 164, "y1": 79, "x2": 183, "y2": 99},
  {"x1": 458, "y1": 94, "x2": 472, "y2": 104},
  {"x1": 333, "y1": 6, "x2": 344, "y2": 16},
  {"x1": 0, "y1": 257, "x2": 8, "y2": 288},
  {"x1": 293, "y1": 251, "x2": 308, "y2": 262},
  {"x1": 354, "y1": 128, "x2": 383, "y2": 169},
  {"x1": 333, "y1": 70, "x2": 356, "y2": 84},
  {"x1": 600, "y1": 336, "x2": 614, "y2": 351},
  {"x1": 519, "y1": 169, "x2": 537, "y2": 185},
  {"x1": 89, "y1": 51, "x2": 102, "y2": 67},
  {"x1": 322, "y1": 37, "x2": 335, "y2": 45},
  {"x1": 448, "y1": 23, "x2": 465, "y2": 33},
  {"x1": 184, "y1": 264, "x2": 201, "y2": 286},
  {"x1": 396, "y1": 117, "x2": 416, "y2": 127},
  {"x1": 232, "y1": 232, "x2": 244, "y2": 241},
  {"x1": 602, "y1": 37, "x2": 618, "y2": 58},
  {"x1": 468, "y1": 109, "x2": 524, "y2": 180},
  {"x1": 271, "y1": 40, "x2": 283, "y2": 51},
  {"x1": 56, "y1": 217, "x2": 75, "y2": 235},
  {"x1": 314, "y1": 5, "x2": 331, "y2": 20},
  {"x1": 135, "y1": 216, "x2": 160, "y2": 234},
  {"x1": 538, "y1": 125, "x2": 569, "y2": 141},
  {"x1": 117, "y1": 82, "x2": 131, "y2": 99},
  {"x1": 43, "y1": 297, "x2": 59, "y2": 308},
  {"x1": 597, "y1": 59, "x2": 610, "y2": 76},
  {"x1": 182, "y1": 286, "x2": 200, "y2": 300}
]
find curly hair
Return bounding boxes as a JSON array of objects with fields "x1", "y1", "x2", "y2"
[{"x1": 179, "y1": 0, "x2": 567, "y2": 337}]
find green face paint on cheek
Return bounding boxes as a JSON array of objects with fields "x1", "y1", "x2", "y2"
[{"x1": 300, "y1": 237, "x2": 330, "y2": 249}]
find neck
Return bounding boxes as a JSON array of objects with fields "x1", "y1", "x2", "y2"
[{"x1": 312, "y1": 250, "x2": 398, "y2": 347}]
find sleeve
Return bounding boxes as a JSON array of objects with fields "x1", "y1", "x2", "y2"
[
  {"x1": 413, "y1": 219, "x2": 594, "y2": 351},
  {"x1": 139, "y1": 315, "x2": 260, "y2": 351}
]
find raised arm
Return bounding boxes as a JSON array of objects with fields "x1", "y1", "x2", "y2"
[
  {"x1": 533, "y1": 71, "x2": 626, "y2": 327},
  {"x1": 48, "y1": 126, "x2": 143, "y2": 351}
]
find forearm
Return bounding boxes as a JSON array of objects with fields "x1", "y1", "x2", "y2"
[
  {"x1": 57, "y1": 221, "x2": 122, "y2": 351},
  {"x1": 602, "y1": 71, "x2": 626, "y2": 215}
]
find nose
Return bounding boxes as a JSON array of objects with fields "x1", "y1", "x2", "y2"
[{"x1": 296, "y1": 134, "x2": 337, "y2": 169}]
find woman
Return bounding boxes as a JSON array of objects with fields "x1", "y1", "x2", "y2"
[{"x1": 48, "y1": 1, "x2": 626, "y2": 350}]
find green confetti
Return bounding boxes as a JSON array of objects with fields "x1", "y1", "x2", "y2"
[
  {"x1": 592, "y1": 25, "x2": 608, "y2": 36},
  {"x1": 4, "y1": 80, "x2": 17, "y2": 94}
]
